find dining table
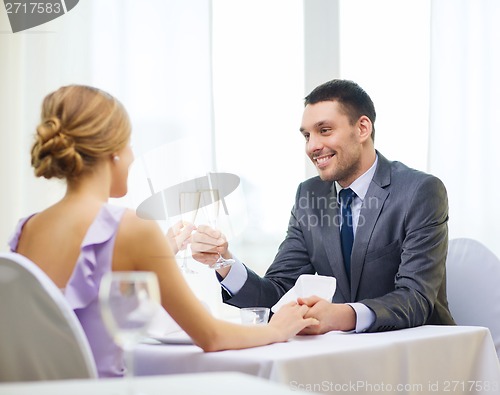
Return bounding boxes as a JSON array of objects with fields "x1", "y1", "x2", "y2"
[
  {"x1": 134, "y1": 325, "x2": 500, "y2": 394},
  {"x1": 0, "y1": 371, "x2": 311, "y2": 395}
]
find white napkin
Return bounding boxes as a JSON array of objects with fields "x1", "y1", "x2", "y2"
[{"x1": 271, "y1": 274, "x2": 336, "y2": 313}]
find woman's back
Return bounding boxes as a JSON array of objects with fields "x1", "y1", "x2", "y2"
[
  {"x1": 15, "y1": 200, "x2": 103, "y2": 288},
  {"x1": 11, "y1": 202, "x2": 129, "y2": 377}
]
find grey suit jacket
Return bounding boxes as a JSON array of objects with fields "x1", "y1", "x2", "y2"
[{"x1": 224, "y1": 152, "x2": 455, "y2": 331}]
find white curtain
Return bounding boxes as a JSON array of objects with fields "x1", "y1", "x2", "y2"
[
  {"x1": 339, "y1": 0, "x2": 431, "y2": 172},
  {"x1": 89, "y1": 1, "x2": 214, "y2": 213},
  {"x1": 211, "y1": 0, "x2": 305, "y2": 272},
  {"x1": 0, "y1": 2, "x2": 94, "y2": 250},
  {"x1": 428, "y1": 0, "x2": 500, "y2": 258}
]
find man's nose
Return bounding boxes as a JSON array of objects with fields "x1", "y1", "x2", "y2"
[{"x1": 307, "y1": 133, "x2": 323, "y2": 154}]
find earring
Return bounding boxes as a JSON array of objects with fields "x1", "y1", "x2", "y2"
[{"x1": 112, "y1": 155, "x2": 120, "y2": 162}]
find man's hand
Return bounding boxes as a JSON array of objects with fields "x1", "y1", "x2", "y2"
[
  {"x1": 297, "y1": 295, "x2": 356, "y2": 334},
  {"x1": 191, "y1": 225, "x2": 233, "y2": 276}
]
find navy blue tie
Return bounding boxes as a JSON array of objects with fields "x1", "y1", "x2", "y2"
[{"x1": 339, "y1": 188, "x2": 356, "y2": 280}]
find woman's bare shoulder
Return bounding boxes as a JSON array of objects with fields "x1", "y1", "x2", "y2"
[
  {"x1": 118, "y1": 208, "x2": 163, "y2": 239},
  {"x1": 116, "y1": 209, "x2": 168, "y2": 252},
  {"x1": 114, "y1": 208, "x2": 174, "y2": 270}
]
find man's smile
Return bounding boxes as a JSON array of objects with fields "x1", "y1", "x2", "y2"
[{"x1": 313, "y1": 153, "x2": 335, "y2": 168}]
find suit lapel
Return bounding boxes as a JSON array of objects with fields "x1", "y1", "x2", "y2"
[{"x1": 350, "y1": 152, "x2": 391, "y2": 301}]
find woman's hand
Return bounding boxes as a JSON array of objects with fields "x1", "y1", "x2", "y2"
[{"x1": 166, "y1": 221, "x2": 196, "y2": 255}]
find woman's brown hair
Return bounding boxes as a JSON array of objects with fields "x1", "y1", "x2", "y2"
[{"x1": 31, "y1": 85, "x2": 131, "y2": 180}]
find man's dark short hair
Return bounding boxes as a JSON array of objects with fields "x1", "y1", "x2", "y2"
[{"x1": 304, "y1": 79, "x2": 376, "y2": 141}]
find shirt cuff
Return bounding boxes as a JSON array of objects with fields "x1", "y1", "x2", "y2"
[
  {"x1": 348, "y1": 302, "x2": 375, "y2": 333},
  {"x1": 218, "y1": 257, "x2": 248, "y2": 296}
]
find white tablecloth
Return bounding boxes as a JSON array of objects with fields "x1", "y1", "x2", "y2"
[
  {"x1": 135, "y1": 325, "x2": 500, "y2": 394},
  {"x1": 0, "y1": 372, "x2": 311, "y2": 395}
]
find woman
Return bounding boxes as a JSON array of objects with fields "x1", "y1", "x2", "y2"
[{"x1": 9, "y1": 85, "x2": 318, "y2": 377}]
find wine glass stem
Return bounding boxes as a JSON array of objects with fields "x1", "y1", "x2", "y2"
[
  {"x1": 181, "y1": 249, "x2": 188, "y2": 270},
  {"x1": 123, "y1": 343, "x2": 138, "y2": 395},
  {"x1": 124, "y1": 344, "x2": 134, "y2": 378},
  {"x1": 180, "y1": 248, "x2": 196, "y2": 274}
]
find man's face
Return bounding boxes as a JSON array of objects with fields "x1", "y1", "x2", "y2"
[{"x1": 300, "y1": 100, "x2": 363, "y2": 186}]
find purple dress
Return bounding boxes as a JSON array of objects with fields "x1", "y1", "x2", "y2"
[{"x1": 9, "y1": 204, "x2": 127, "y2": 378}]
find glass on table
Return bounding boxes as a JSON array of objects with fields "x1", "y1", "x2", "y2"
[{"x1": 240, "y1": 307, "x2": 270, "y2": 325}]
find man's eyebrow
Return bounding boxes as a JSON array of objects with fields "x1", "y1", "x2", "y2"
[{"x1": 300, "y1": 120, "x2": 328, "y2": 133}]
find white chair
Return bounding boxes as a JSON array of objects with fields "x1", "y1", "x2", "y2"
[
  {"x1": 0, "y1": 252, "x2": 97, "y2": 381},
  {"x1": 446, "y1": 238, "x2": 500, "y2": 360}
]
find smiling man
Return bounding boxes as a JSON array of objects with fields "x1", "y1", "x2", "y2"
[{"x1": 192, "y1": 79, "x2": 455, "y2": 333}]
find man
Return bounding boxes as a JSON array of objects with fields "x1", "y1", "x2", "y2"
[{"x1": 192, "y1": 79, "x2": 455, "y2": 333}]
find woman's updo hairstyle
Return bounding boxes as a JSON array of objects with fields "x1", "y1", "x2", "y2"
[{"x1": 31, "y1": 85, "x2": 131, "y2": 180}]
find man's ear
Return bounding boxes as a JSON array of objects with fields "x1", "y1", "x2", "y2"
[{"x1": 357, "y1": 116, "x2": 373, "y2": 143}]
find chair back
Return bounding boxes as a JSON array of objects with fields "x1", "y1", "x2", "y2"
[
  {"x1": 0, "y1": 252, "x2": 97, "y2": 381},
  {"x1": 447, "y1": 238, "x2": 500, "y2": 360}
]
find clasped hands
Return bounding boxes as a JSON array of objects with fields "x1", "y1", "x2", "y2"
[{"x1": 170, "y1": 223, "x2": 356, "y2": 334}]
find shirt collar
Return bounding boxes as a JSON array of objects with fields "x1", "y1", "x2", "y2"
[{"x1": 335, "y1": 154, "x2": 378, "y2": 201}]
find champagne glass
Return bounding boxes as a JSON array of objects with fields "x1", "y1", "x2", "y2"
[
  {"x1": 179, "y1": 191, "x2": 201, "y2": 274},
  {"x1": 200, "y1": 188, "x2": 236, "y2": 269},
  {"x1": 99, "y1": 271, "x2": 160, "y2": 392}
]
